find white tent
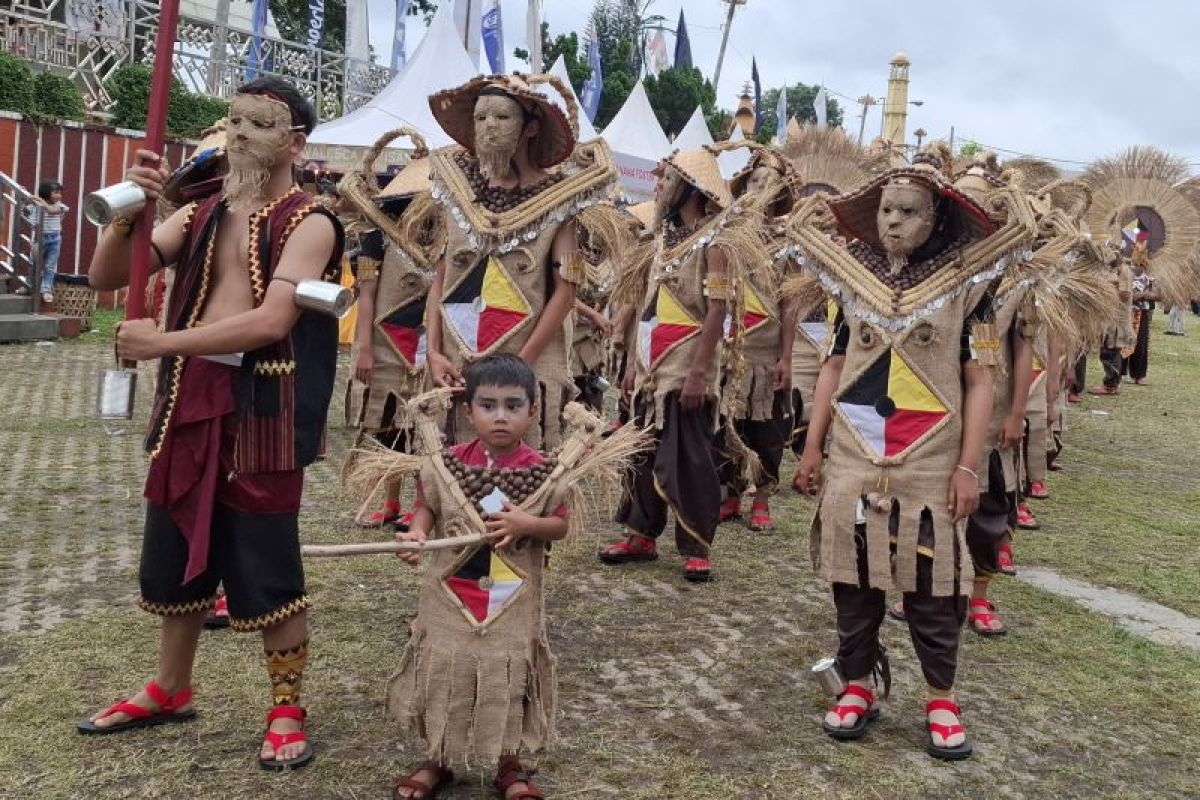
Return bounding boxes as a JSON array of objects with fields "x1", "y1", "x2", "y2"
[
  {"x1": 673, "y1": 107, "x2": 714, "y2": 150},
  {"x1": 600, "y1": 80, "x2": 671, "y2": 200},
  {"x1": 306, "y1": 3, "x2": 476, "y2": 161},
  {"x1": 719, "y1": 125, "x2": 752, "y2": 179},
  {"x1": 544, "y1": 55, "x2": 598, "y2": 143}
]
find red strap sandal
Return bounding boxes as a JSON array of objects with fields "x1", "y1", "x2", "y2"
[
  {"x1": 822, "y1": 683, "x2": 879, "y2": 740},
  {"x1": 747, "y1": 502, "x2": 774, "y2": 531},
  {"x1": 259, "y1": 704, "x2": 314, "y2": 770},
  {"x1": 77, "y1": 679, "x2": 196, "y2": 734},
  {"x1": 598, "y1": 532, "x2": 658, "y2": 564},
  {"x1": 1027, "y1": 480, "x2": 1049, "y2": 500},
  {"x1": 719, "y1": 496, "x2": 743, "y2": 522},
  {"x1": 493, "y1": 765, "x2": 545, "y2": 800},
  {"x1": 998, "y1": 542, "x2": 1017, "y2": 576},
  {"x1": 683, "y1": 557, "x2": 713, "y2": 583},
  {"x1": 968, "y1": 598, "x2": 1008, "y2": 637},
  {"x1": 1015, "y1": 503, "x2": 1040, "y2": 531},
  {"x1": 926, "y1": 698, "x2": 973, "y2": 760},
  {"x1": 358, "y1": 500, "x2": 402, "y2": 528}
]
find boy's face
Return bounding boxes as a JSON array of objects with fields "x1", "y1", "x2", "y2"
[
  {"x1": 50, "y1": 189, "x2": 62, "y2": 203},
  {"x1": 466, "y1": 384, "x2": 534, "y2": 451}
]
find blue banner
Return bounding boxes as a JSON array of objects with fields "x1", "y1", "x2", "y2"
[
  {"x1": 482, "y1": 0, "x2": 505, "y2": 74},
  {"x1": 245, "y1": 0, "x2": 270, "y2": 79},
  {"x1": 580, "y1": 28, "x2": 603, "y2": 122},
  {"x1": 306, "y1": 0, "x2": 325, "y2": 48}
]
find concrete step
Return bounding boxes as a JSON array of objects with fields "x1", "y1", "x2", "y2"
[
  {"x1": 0, "y1": 294, "x2": 33, "y2": 314},
  {"x1": 0, "y1": 313, "x2": 59, "y2": 342}
]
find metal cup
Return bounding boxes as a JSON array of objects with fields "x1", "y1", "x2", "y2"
[
  {"x1": 294, "y1": 279, "x2": 353, "y2": 319},
  {"x1": 810, "y1": 656, "x2": 847, "y2": 697},
  {"x1": 84, "y1": 181, "x2": 147, "y2": 226},
  {"x1": 96, "y1": 367, "x2": 138, "y2": 420}
]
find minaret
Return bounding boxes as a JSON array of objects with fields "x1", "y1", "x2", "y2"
[{"x1": 883, "y1": 52, "x2": 910, "y2": 147}]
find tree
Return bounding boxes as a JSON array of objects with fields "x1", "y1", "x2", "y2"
[
  {"x1": 513, "y1": 23, "x2": 592, "y2": 95},
  {"x1": 643, "y1": 66, "x2": 715, "y2": 138},
  {"x1": 268, "y1": 0, "x2": 436, "y2": 52},
  {"x1": 589, "y1": 0, "x2": 664, "y2": 127},
  {"x1": 959, "y1": 139, "x2": 982, "y2": 157},
  {"x1": 32, "y1": 72, "x2": 85, "y2": 122},
  {"x1": 0, "y1": 52, "x2": 35, "y2": 116},
  {"x1": 756, "y1": 83, "x2": 844, "y2": 142}
]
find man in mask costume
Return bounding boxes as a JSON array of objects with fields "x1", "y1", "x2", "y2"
[
  {"x1": 422, "y1": 74, "x2": 626, "y2": 448},
  {"x1": 792, "y1": 146, "x2": 1037, "y2": 760},
  {"x1": 79, "y1": 77, "x2": 344, "y2": 771},
  {"x1": 600, "y1": 147, "x2": 766, "y2": 582}
]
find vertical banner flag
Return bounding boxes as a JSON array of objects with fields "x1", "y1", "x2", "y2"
[
  {"x1": 455, "y1": 0, "x2": 483, "y2": 68},
  {"x1": 306, "y1": 0, "x2": 326, "y2": 48},
  {"x1": 245, "y1": 0, "x2": 269, "y2": 80},
  {"x1": 775, "y1": 85, "x2": 788, "y2": 144},
  {"x1": 482, "y1": 0, "x2": 505, "y2": 73},
  {"x1": 648, "y1": 30, "x2": 669, "y2": 75},
  {"x1": 814, "y1": 85, "x2": 829, "y2": 129},
  {"x1": 527, "y1": 0, "x2": 544, "y2": 70},
  {"x1": 391, "y1": 0, "x2": 409, "y2": 70},
  {"x1": 751, "y1": 57, "x2": 763, "y2": 129},
  {"x1": 580, "y1": 27, "x2": 603, "y2": 122},
  {"x1": 674, "y1": 9, "x2": 693, "y2": 70}
]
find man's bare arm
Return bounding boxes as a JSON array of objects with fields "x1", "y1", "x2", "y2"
[{"x1": 155, "y1": 214, "x2": 336, "y2": 356}]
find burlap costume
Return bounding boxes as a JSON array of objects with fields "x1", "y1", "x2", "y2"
[
  {"x1": 427, "y1": 76, "x2": 625, "y2": 449},
  {"x1": 787, "y1": 168, "x2": 1037, "y2": 596},
  {"x1": 369, "y1": 392, "x2": 648, "y2": 766}
]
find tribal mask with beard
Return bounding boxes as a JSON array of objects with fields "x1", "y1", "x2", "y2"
[
  {"x1": 876, "y1": 182, "x2": 937, "y2": 274},
  {"x1": 741, "y1": 165, "x2": 787, "y2": 214},
  {"x1": 223, "y1": 94, "x2": 297, "y2": 211},
  {"x1": 472, "y1": 93, "x2": 528, "y2": 183},
  {"x1": 653, "y1": 166, "x2": 686, "y2": 230}
]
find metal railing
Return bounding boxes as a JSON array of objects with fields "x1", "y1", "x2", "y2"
[
  {"x1": 0, "y1": 171, "x2": 45, "y2": 312},
  {"x1": 1, "y1": 0, "x2": 394, "y2": 121}
]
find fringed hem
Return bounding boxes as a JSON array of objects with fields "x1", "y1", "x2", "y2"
[{"x1": 387, "y1": 629, "x2": 558, "y2": 769}]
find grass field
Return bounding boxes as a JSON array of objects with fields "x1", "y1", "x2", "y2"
[{"x1": 0, "y1": 312, "x2": 1197, "y2": 799}]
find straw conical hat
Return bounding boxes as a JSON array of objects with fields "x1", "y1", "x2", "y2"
[
  {"x1": 379, "y1": 156, "x2": 432, "y2": 200},
  {"x1": 657, "y1": 147, "x2": 733, "y2": 210},
  {"x1": 625, "y1": 201, "x2": 657, "y2": 231},
  {"x1": 429, "y1": 73, "x2": 578, "y2": 169}
]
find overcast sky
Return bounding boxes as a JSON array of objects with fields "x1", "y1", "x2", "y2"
[{"x1": 368, "y1": 0, "x2": 1200, "y2": 167}]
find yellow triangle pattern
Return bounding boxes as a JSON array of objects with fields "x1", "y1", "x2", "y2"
[
  {"x1": 481, "y1": 257, "x2": 530, "y2": 314},
  {"x1": 887, "y1": 349, "x2": 946, "y2": 413}
]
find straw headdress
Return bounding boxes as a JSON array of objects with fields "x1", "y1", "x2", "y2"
[
  {"x1": 655, "y1": 146, "x2": 734, "y2": 210},
  {"x1": 1004, "y1": 156, "x2": 1061, "y2": 193},
  {"x1": 782, "y1": 125, "x2": 885, "y2": 198},
  {"x1": 429, "y1": 73, "x2": 579, "y2": 169},
  {"x1": 717, "y1": 140, "x2": 800, "y2": 214},
  {"x1": 1082, "y1": 146, "x2": 1200, "y2": 304}
]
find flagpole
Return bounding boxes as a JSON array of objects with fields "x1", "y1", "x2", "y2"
[{"x1": 712, "y1": 0, "x2": 747, "y2": 95}]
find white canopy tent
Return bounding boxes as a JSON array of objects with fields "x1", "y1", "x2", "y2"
[
  {"x1": 544, "y1": 55, "x2": 598, "y2": 143},
  {"x1": 305, "y1": 3, "x2": 476, "y2": 165},
  {"x1": 673, "y1": 107, "x2": 714, "y2": 150},
  {"x1": 600, "y1": 80, "x2": 671, "y2": 200},
  {"x1": 719, "y1": 125, "x2": 752, "y2": 179}
]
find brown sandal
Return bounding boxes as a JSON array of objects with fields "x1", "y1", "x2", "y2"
[
  {"x1": 394, "y1": 762, "x2": 453, "y2": 800},
  {"x1": 493, "y1": 764, "x2": 545, "y2": 799}
]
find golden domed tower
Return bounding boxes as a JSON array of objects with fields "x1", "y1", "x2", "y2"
[
  {"x1": 733, "y1": 82, "x2": 757, "y2": 137},
  {"x1": 883, "y1": 52, "x2": 911, "y2": 148}
]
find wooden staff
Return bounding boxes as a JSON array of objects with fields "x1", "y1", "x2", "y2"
[
  {"x1": 302, "y1": 533, "x2": 484, "y2": 558},
  {"x1": 125, "y1": 0, "x2": 182, "y2": 323}
]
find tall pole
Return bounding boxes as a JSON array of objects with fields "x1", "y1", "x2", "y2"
[
  {"x1": 856, "y1": 95, "x2": 877, "y2": 145},
  {"x1": 712, "y1": 0, "x2": 746, "y2": 96}
]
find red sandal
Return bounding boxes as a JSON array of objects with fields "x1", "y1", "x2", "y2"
[
  {"x1": 358, "y1": 500, "x2": 402, "y2": 528},
  {"x1": 747, "y1": 501, "x2": 774, "y2": 531},
  {"x1": 394, "y1": 762, "x2": 454, "y2": 799},
  {"x1": 77, "y1": 679, "x2": 196, "y2": 734},
  {"x1": 1015, "y1": 502, "x2": 1040, "y2": 531},
  {"x1": 259, "y1": 704, "x2": 314, "y2": 770},
  {"x1": 822, "y1": 683, "x2": 879, "y2": 741},
  {"x1": 1027, "y1": 480, "x2": 1049, "y2": 500},
  {"x1": 683, "y1": 557, "x2": 713, "y2": 583},
  {"x1": 968, "y1": 598, "x2": 1008, "y2": 637},
  {"x1": 998, "y1": 542, "x2": 1017, "y2": 575},
  {"x1": 598, "y1": 532, "x2": 658, "y2": 564},
  {"x1": 926, "y1": 698, "x2": 973, "y2": 760},
  {"x1": 493, "y1": 764, "x2": 545, "y2": 799},
  {"x1": 719, "y1": 496, "x2": 743, "y2": 522}
]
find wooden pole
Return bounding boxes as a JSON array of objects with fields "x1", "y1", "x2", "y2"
[
  {"x1": 302, "y1": 533, "x2": 485, "y2": 558},
  {"x1": 125, "y1": 0, "x2": 181, "y2": 322}
]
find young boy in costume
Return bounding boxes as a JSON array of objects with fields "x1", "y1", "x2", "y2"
[
  {"x1": 792, "y1": 147, "x2": 1036, "y2": 760},
  {"x1": 600, "y1": 148, "x2": 764, "y2": 582},
  {"x1": 80, "y1": 77, "x2": 343, "y2": 769},
  {"x1": 381, "y1": 354, "x2": 646, "y2": 800}
]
